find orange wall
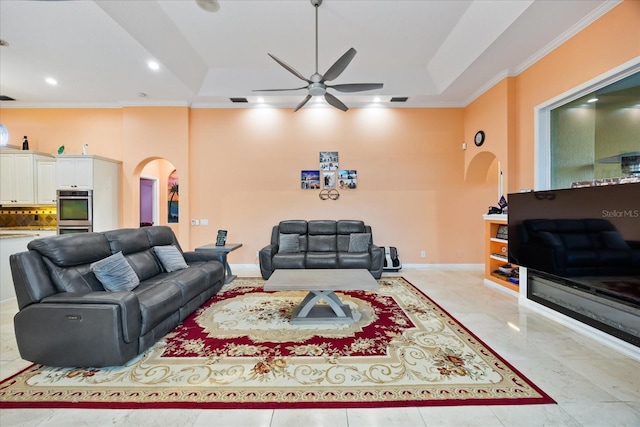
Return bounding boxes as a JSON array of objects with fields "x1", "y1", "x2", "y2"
[
  {"x1": 0, "y1": 108, "x2": 123, "y2": 158},
  {"x1": 188, "y1": 107, "x2": 486, "y2": 265},
  {"x1": 1, "y1": 1, "x2": 637, "y2": 265}
]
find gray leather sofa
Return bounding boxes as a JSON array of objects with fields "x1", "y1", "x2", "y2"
[
  {"x1": 10, "y1": 226, "x2": 225, "y2": 367},
  {"x1": 259, "y1": 220, "x2": 384, "y2": 279}
]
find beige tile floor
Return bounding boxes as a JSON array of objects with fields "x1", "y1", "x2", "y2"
[{"x1": 1, "y1": 267, "x2": 639, "y2": 427}]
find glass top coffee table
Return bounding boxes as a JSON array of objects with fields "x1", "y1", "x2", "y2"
[{"x1": 264, "y1": 269, "x2": 379, "y2": 325}]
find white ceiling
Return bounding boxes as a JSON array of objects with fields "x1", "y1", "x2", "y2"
[{"x1": 0, "y1": 0, "x2": 620, "y2": 110}]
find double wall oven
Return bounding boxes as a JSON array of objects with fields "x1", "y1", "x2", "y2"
[{"x1": 56, "y1": 190, "x2": 93, "y2": 234}]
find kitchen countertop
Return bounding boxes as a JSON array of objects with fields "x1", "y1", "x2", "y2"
[
  {"x1": 0, "y1": 228, "x2": 56, "y2": 239},
  {"x1": 0, "y1": 227, "x2": 56, "y2": 231},
  {"x1": 0, "y1": 233, "x2": 35, "y2": 240}
]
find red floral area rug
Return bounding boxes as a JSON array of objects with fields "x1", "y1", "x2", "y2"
[{"x1": 0, "y1": 277, "x2": 554, "y2": 409}]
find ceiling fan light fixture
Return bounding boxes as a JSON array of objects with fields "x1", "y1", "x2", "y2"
[{"x1": 253, "y1": 0, "x2": 383, "y2": 113}]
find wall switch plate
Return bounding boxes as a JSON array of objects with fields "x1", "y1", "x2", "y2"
[{"x1": 200, "y1": 219, "x2": 208, "y2": 225}]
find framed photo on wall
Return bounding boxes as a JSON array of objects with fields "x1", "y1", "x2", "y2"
[
  {"x1": 320, "y1": 151, "x2": 338, "y2": 170},
  {"x1": 338, "y1": 169, "x2": 357, "y2": 189},
  {"x1": 323, "y1": 171, "x2": 336, "y2": 189},
  {"x1": 301, "y1": 170, "x2": 320, "y2": 189}
]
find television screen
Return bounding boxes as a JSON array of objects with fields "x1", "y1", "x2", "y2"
[{"x1": 508, "y1": 183, "x2": 640, "y2": 277}]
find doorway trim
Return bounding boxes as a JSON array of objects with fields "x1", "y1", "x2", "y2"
[{"x1": 140, "y1": 175, "x2": 159, "y2": 227}]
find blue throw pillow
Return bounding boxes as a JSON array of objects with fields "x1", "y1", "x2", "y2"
[
  {"x1": 91, "y1": 251, "x2": 140, "y2": 292},
  {"x1": 153, "y1": 245, "x2": 188, "y2": 272}
]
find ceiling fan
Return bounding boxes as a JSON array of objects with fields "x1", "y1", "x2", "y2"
[{"x1": 254, "y1": 0, "x2": 383, "y2": 112}]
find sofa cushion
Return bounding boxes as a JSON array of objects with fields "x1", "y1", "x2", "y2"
[
  {"x1": 337, "y1": 220, "x2": 366, "y2": 234},
  {"x1": 348, "y1": 233, "x2": 371, "y2": 253},
  {"x1": 42, "y1": 258, "x2": 105, "y2": 293},
  {"x1": 153, "y1": 245, "x2": 188, "y2": 272},
  {"x1": 104, "y1": 228, "x2": 151, "y2": 255},
  {"x1": 144, "y1": 226, "x2": 179, "y2": 247},
  {"x1": 272, "y1": 253, "x2": 306, "y2": 269},
  {"x1": 279, "y1": 220, "x2": 308, "y2": 235},
  {"x1": 28, "y1": 233, "x2": 112, "y2": 267},
  {"x1": 165, "y1": 265, "x2": 218, "y2": 304},
  {"x1": 308, "y1": 220, "x2": 337, "y2": 235},
  {"x1": 338, "y1": 252, "x2": 371, "y2": 269},
  {"x1": 306, "y1": 252, "x2": 338, "y2": 268},
  {"x1": 308, "y1": 235, "x2": 337, "y2": 252},
  {"x1": 279, "y1": 233, "x2": 300, "y2": 253},
  {"x1": 133, "y1": 281, "x2": 183, "y2": 335},
  {"x1": 125, "y1": 249, "x2": 163, "y2": 281},
  {"x1": 91, "y1": 252, "x2": 140, "y2": 292}
]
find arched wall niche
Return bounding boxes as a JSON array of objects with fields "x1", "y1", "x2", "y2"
[
  {"x1": 465, "y1": 151, "x2": 499, "y2": 185},
  {"x1": 134, "y1": 157, "x2": 179, "y2": 240}
]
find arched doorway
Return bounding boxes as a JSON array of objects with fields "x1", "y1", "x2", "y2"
[{"x1": 139, "y1": 158, "x2": 179, "y2": 236}]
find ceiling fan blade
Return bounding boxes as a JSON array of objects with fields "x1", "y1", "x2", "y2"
[
  {"x1": 322, "y1": 48, "x2": 357, "y2": 82},
  {"x1": 327, "y1": 83, "x2": 384, "y2": 93},
  {"x1": 268, "y1": 54, "x2": 311, "y2": 83},
  {"x1": 252, "y1": 86, "x2": 308, "y2": 92},
  {"x1": 324, "y1": 92, "x2": 348, "y2": 112},
  {"x1": 293, "y1": 94, "x2": 313, "y2": 112}
]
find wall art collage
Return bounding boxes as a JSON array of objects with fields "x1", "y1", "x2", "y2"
[{"x1": 301, "y1": 152, "x2": 357, "y2": 190}]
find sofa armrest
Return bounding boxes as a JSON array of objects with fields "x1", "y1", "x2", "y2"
[
  {"x1": 183, "y1": 250, "x2": 224, "y2": 265},
  {"x1": 259, "y1": 244, "x2": 278, "y2": 279},
  {"x1": 369, "y1": 244, "x2": 384, "y2": 278},
  {"x1": 40, "y1": 291, "x2": 141, "y2": 343}
]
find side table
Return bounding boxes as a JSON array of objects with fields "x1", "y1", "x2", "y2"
[{"x1": 195, "y1": 243, "x2": 242, "y2": 284}]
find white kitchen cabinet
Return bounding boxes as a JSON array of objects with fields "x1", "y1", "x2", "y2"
[
  {"x1": 1, "y1": 152, "x2": 55, "y2": 206},
  {"x1": 36, "y1": 158, "x2": 57, "y2": 204},
  {"x1": 56, "y1": 156, "x2": 93, "y2": 189}
]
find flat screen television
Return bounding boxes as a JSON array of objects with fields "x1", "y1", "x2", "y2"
[
  {"x1": 508, "y1": 183, "x2": 640, "y2": 273},
  {"x1": 508, "y1": 183, "x2": 640, "y2": 346}
]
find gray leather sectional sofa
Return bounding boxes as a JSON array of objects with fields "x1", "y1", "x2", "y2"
[
  {"x1": 9, "y1": 226, "x2": 225, "y2": 367},
  {"x1": 259, "y1": 220, "x2": 384, "y2": 279}
]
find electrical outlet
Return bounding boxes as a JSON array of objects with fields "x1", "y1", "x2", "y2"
[{"x1": 420, "y1": 250, "x2": 426, "y2": 258}]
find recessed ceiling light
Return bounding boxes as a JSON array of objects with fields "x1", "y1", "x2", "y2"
[
  {"x1": 256, "y1": 97, "x2": 264, "y2": 103},
  {"x1": 373, "y1": 96, "x2": 381, "y2": 103},
  {"x1": 147, "y1": 61, "x2": 160, "y2": 71},
  {"x1": 45, "y1": 77, "x2": 58, "y2": 86}
]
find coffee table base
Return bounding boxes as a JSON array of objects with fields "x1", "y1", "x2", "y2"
[{"x1": 290, "y1": 290, "x2": 354, "y2": 325}]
